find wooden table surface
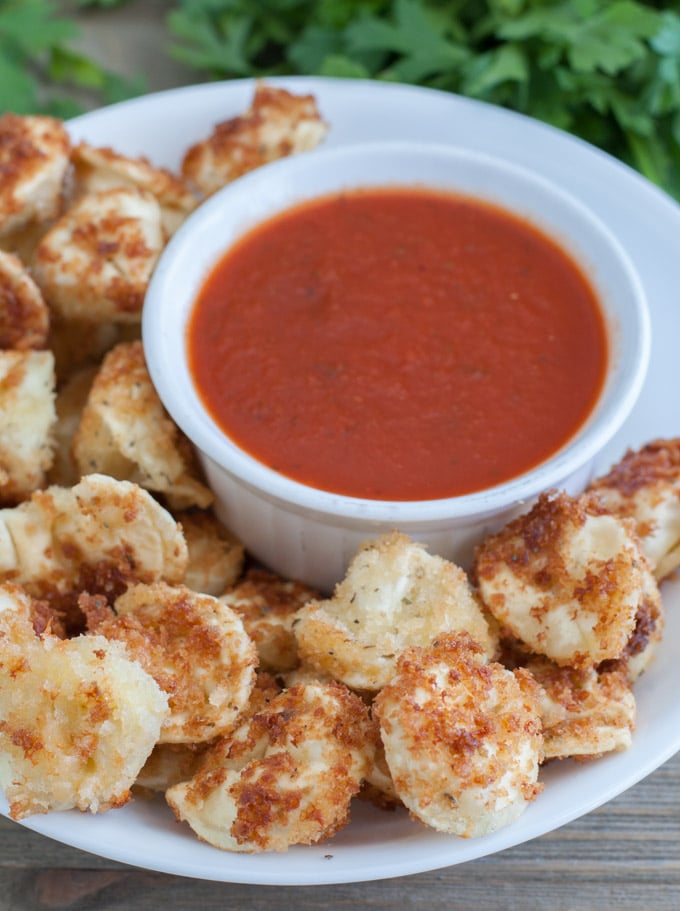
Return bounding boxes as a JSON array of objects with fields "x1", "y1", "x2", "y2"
[
  {"x1": 2, "y1": 750, "x2": 680, "y2": 910},
  {"x1": 2, "y1": 3, "x2": 676, "y2": 908}
]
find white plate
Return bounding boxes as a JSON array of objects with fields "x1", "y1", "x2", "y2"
[{"x1": 4, "y1": 77, "x2": 680, "y2": 885}]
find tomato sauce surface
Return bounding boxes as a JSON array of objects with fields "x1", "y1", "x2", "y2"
[{"x1": 187, "y1": 188, "x2": 608, "y2": 501}]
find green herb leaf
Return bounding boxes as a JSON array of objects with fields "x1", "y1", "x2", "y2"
[
  {"x1": 0, "y1": 0, "x2": 144, "y2": 115},
  {"x1": 0, "y1": 50, "x2": 38, "y2": 114},
  {"x1": 320, "y1": 53, "x2": 372, "y2": 78}
]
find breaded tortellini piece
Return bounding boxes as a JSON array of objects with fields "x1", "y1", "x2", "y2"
[
  {"x1": 136, "y1": 672, "x2": 280, "y2": 792},
  {"x1": 89, "y1": 582, "x2": 257, "y2": 744},
  {"x1": 71, "y1": 142, "x2": 197, "y2": 237},
  {"x1": 588, "y1": 439, "x2": 680, "y2": 581},
  {"x1": 374, "y1": 633, "x2": 543, "y2": 838},
  {"x1": 221, "y1": 568, "x2": 318, "y2": 673},
  {"x1": 0, "y1": 250, "x2": 49, "y2": 349},
  {"x1": 0, "y1": 474, "x2": 187, "y2": 625},
  {"x1": 523, "y1": 656, "x2": 635, "y2": 761},
  {"x1": 181, "y1": 83, "x2": 328, "y2": 197},
  {"x1": 33, "y1": 187, "x2": 164, "y2": 323},
  {"x1": 72, "y1": 341, "x2": 213, "y2": 509},
  {"x1": 0, "y1": 592, "x2": 169, "y2": 819},
  {"x1": 0, "y1": 114, "x2": 70, "y2": 238},
  {"x1": 0, "y1": 349, "x2": 56, "y2": 504},
  {"x1": 166, "y1": 680, "x2": 373, "y2": 853},
  {"x1": 294, "y1": 531, "x2": 494, "y2": 691},
  {"x1": 474, "y1": 492, "x2": 651, "y2": 669},
  {"x1": 179, "y1": 511, "x2": 244, "y2": 596}
]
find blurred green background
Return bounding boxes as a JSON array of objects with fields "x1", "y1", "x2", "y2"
[{"x1": 1, "y1": 0, "x2": 679, "y2": 199}]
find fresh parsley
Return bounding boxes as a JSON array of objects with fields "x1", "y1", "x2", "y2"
[
  {"x1": 0, "y1": 0, "x2": 143, "y2": 117},
  {"x1": 166, "y1": 0, "x2": 680, "y2": 200}
]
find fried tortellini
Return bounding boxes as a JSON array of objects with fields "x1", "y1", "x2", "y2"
[
  {"x1": 181, "y1": 83, "x2": 328, "y2": 197},
  {"x1": 474, "y1": 492, "x2": 653, "y2": 669},
  {"x1": 374, "y1": 633, "x2": 543, "y2": 837},
  {"x1": 294, "y1": 531, "x2": 495, "y2": 691},
  {"x1": 0, "y1": 584, "x2": 169, "y2": 819},
  {"x1": 166, "y1": 680, "x2": 373, "y2": 852},
  {"x1": 0, "y1": 114, "x2": 70, "y2": 238},
  {"x1": 588, "y1": 439, "x2": 680, "y2": 581},
  {"x1": 72, "y1": 340, "x2": 213, "y2": 510}
]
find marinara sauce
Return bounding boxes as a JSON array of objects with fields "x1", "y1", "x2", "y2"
[{"x1": 187, "y1": 188, "x2": 608, "y2": 501}]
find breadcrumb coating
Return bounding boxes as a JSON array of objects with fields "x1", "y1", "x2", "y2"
[
  {"x1": 294, "y1": 531, "x2": 494, "y2": 691},
  {"x1": 525, "y1": 656, "x2": 635, "y2": 761},
  {"x1": 474, "y1": 492, "x2": 649, "y2": 668},
  {"x1": 71, "y1": 142, "x2": 197, "y2": 237},
  {"x1": 181, "y1": 83, "x2": 328, "y2": 197},
  {"x1": 0, "y1": 250, "x2": 49, "y2": 350},
  {"x1": 0, "y1": 114, "x2": 70, "y2": 237},
  {"x1": 33, "y1": 187, "x2": 164, "y2": 323},
  {"x1": 0, "y1": 583, "x2": 38, "y2": 644},
  {"x1": 0, "y1": 349, "x2": 56, "y2": 504},
  {"x1": 72, "y1": 341, "x2": 213, "y2": 509},
  {"x1": 0, "y1": 617, "x2": 169, "y2": 819},
  {"x1": 221, "y1": 568, "x2": 318, "y2": 673},
  {"x1": 374, "y1": 633, "x2": 543, "y2": 837},
  {"x1": 135, "y1": 674, "x2": 283, "y2": 793},
  {"x1": 180, "y1": 511, "x2": 244, "y2": 596},
  {"x1": 166, "y1": 681, "x2": 373, "y2": 852},
  {"x1": 0, "y1": 474, "x2": 187, "y2": 630},
  {"x1": 91, "y1": 582, "x2": 256, "y2": 744},
  {"x1": 588, "y1": 439, "x2": 680, "y2": 581}
]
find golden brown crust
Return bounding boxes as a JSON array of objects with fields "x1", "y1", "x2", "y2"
[
  {"x1": 92, "y1": 582, "x2": 257, "y2": 743},
  {"x1": 0, "y1": 114, "x2": 70, "y2": 237},
  {"x1": 72, "y1": 341, "x2": 213, "y2": 509},
  {"x1": 474, "y1": 492, "x2": 647, "y2": 668},
  {"x1": 588, "y1": 440, "x2": 680, "y2": 580},
  {"x1": 33, "y1": 187, "x2": 163, "y2": 324},
  {"x1": 590, "y1": 440, "x2": 680, "y2": 498},
  {"x1": 0, "y1": 475, "x2": 188, "y2": 632},
  {"x1": 221, "y1": 568, "x2": 318, "y2": 672},
  {"x1": 0, "y1": 250, "x2": 49, "y2": 350},
  {"x1": 0, "y1": 603, "x2": 168, "y2": 819},
  {"x1": 182, "y1": 83, "x2": 328, "y2": 197},
  {"x1": 294, "y1": 531, "x2": 493, "y2": 691},
  {"x1": 524, "y1": 657, "x2": 636, "y2": 761},
  {"x1": 374, "y1": 633, "x2": 543, "y2": 837},
  {"x1": 71, "y1": 142, "x2": 197, "y2": 238},
  {"x1": 166, "y1": 680, "x2": 373, "y2": 852}
]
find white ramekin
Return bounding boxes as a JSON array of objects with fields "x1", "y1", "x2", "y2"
[{"x1": 143, "y1": 141, "x2": 650, "y2": 592}]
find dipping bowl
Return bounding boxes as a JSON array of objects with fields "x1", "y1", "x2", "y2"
[{"x1": 143, "y1": 141, "x2": 650, "y2": 592}]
